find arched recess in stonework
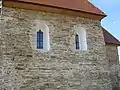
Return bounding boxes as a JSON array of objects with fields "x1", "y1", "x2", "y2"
[
  {"x1": 74, "y1": 25, "x2": 87, "y2": 51},
  {"x1": 31, "y1": 20, "x2": 50, "y2": 51}
]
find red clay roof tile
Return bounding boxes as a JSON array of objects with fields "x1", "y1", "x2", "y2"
[
  {"x1": 103, "y1": 28, "x2": 120, "y2": 45},
  {"x1": 11, "y1": 0, "x2": 106, "y2": 16}
]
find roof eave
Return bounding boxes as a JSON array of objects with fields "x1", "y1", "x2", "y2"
[
  {"x1": 4, "y1": 0, "x2": 107, "y2": 20},
  {"x1": 14, "y1": 0, "x2": 107, "y2": 16},
  {"x1": 105, "y1": 42, "x2": 120, "y2": 46}
]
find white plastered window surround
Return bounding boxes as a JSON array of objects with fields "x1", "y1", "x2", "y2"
[
  {"x1": 74, "y1": 25, "x2": 87, "y2": 51},
  {"x1": 30, "y1": 20, "x2": 50, "y2": 52}
]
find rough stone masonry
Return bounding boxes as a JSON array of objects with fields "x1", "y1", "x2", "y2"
[{"x1": 0, "y1": 7, "x2": 112, "y2": 90}]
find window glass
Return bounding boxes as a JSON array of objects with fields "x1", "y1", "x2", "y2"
[
  {"x1": 37, "y1": 30, "x2": 43, "y2": 49},
  {"x1": 75, "y1": 34, "x2": 80, "y2": 49}
]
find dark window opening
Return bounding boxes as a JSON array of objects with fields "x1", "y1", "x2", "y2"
[
  {"x1": 75, "y1": 34, "x2": 80, "y2": 49},
  {"x1": 37, "y1": 29, "x2": 43, "y2": 49}
]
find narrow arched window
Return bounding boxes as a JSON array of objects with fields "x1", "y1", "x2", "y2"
[
  {"x1": 37, "y1": 29, "x2": 43, "y2": 49},
  {"x1": 31, "y1": 21, "x2": 50, "y2": 51},
  {"x1": 74, "y1": 25, "x2": 87, "y2": 50},
  {"x1": 75, "y1": 34, "x2": 80, "y2": 49}
]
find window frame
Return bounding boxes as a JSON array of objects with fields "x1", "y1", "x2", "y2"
[{"x1": 37, "y1": 30, "x2": 44, "y2": 49}]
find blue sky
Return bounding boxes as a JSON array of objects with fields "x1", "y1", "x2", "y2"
[{"x1": 89, "y1": 0, "x2": 120, "y2": 59}]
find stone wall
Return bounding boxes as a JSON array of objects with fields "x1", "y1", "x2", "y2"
[
  {"x1": 0, "y1": 7, "x2": 112, "y2": 90},
  {"x1": 106, "y1": 44, "x2": 120, "y2": 90},
  {"x1": 106, "y1": 45, "x2": 119, "y2": 67}
]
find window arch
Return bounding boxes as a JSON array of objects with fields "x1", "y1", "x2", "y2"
[
  {"x1": 31, "y1": 20, "x2": 50, "y2": 51},
  {"x1": 74, "y1": 25, "x2": 87, "y2": 50}
]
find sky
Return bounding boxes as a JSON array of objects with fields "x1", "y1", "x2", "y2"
[{"x1": 89, "y1": 0, "x2": 120, "y2": 60}]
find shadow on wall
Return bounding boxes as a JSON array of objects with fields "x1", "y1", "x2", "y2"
[
  {"x1": 110, "y1": 64, "x2": 120, "y2": 90},
  {"x1": 112, "y1": 87, "x2": 120, "y2": 90}
]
